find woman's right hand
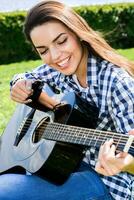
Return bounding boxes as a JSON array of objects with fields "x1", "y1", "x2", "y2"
[
  {"x1": 10, "y1": 79, "x2": 59, "y2": 109},
  {"x1": 10, "y1": 79, "x2": 33, "y2": 104}
]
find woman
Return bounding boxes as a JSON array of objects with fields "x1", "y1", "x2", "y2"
[{"x1": 1, "y1": 0, "x2": 134, "y2": 199}]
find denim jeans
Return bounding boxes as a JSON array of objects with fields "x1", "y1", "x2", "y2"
[{"x1": 0, "y1": 164, "x2": 113, "y2": 200}]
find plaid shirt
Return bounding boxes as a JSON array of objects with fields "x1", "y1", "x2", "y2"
[{"x1": 11, "y1": 53, "x2": 134, "y2": 199}]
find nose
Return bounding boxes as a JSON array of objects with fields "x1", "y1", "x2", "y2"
[{"x1": 50, "y1": 47, "x2": 61, "y2": 62}]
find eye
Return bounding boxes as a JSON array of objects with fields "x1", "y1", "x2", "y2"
[
  {"x1": 57, "y1": 37, "x2": 67, "y2": 45},
  {"x1": 39, "y1": 49, "x2": 48, "y2": 55}
]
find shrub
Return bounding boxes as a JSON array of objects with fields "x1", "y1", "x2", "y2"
[{"x1": 0, "y1": 3, "x2": 134, "y2": 64}]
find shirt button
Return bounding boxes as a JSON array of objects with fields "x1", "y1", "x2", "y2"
[{"x1": 60, "y1": 75, "x2": 65, "y2": 82}]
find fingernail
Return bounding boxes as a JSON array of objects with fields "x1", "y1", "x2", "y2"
[
  {"x1": 109, "y1": 138, "x2": 114, "y2": 143},
  {"x1": 27, "y1": 99, "x2": 32, "y2": 103},
  {"x1": 27, "y1": 86, "x2": 32, "y2": 91}
]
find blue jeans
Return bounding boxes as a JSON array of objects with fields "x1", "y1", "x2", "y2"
[{"x1": 0, "y1": 164, "x2": 113, "y2": 200}]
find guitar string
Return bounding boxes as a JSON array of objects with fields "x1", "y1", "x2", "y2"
[
  {"x1": 33, "y1": 125, "x2": 134, "y2": 153},
  {"x1": 42, "y1": 123, "x2": 128, "y2": 149},
  {"x1": 18, "y1": 118, "x2": 134, "y2": 149},
  {"x1": 41, "y1": 124, "x2": 134, "y2": 152},
  {"x1": 20, "y1": 118, "x2": 130, "y2": 143},
  {"x1": 23, "y1": 127, "x2": 134, "y2": 152},
  {"x1": 21, "y1": 119, "x2": 127, "y2": 144}
]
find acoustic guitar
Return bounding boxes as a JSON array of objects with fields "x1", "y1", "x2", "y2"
[{"x1": 0, "y1": 84, "x2": 133, "y2": 185}]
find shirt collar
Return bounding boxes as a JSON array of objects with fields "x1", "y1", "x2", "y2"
[
  {"x1": 87, "y1": 53, "x2": 99, "y2": 87},
  {"x1": 58, "y1": 52, "x2": 99, "y2": 87}
]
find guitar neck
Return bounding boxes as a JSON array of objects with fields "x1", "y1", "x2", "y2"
[{"x1": 43, "y1": 122, "x2": 134, "y2": 156}]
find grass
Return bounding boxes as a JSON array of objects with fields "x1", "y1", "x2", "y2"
[
  {"x1": 0, "y1": 59, "x2": 42, "y2": 134},
  {"x1": 117, "y1": 48, "x2": 134, "y2": 61},
  {"x1": 0, "y1": 48, "x2": 134, "y2": 134}
]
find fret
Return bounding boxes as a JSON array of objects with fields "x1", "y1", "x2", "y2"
[
  {"x1": 115, "y1": 133, "x2": 123, "y2": 149},
  {"x1": 63, "y1": 127, "x2": 71, "y2": 143},
  {"x1": 94, "y1": 130, "x2": 103, "y2": 147},
  {"x1": 67, "y1": 126, "x2": 77, "y2": 143},
  {"x1": 80, "y1": 129, "x2": 88, "y2": 145}
]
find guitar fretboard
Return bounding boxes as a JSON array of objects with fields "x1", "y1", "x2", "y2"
[{"x1": 42, "y1": 122, "x2": 134, "y2": 155}]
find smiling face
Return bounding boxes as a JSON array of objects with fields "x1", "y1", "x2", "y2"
[{"x1": 30, "y1": 20, "x2": 83, "y2": 75}]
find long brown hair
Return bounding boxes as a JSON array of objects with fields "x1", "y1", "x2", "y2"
[{"x1": 24, "y1": 0, "x2": 134, "y2": 76}]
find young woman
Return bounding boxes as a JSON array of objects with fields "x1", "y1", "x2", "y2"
[{"x1": 1, "y1": 1, "x2": 134, "y2": 199}]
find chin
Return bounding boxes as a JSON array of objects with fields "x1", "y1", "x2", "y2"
[
  {"x1": 65, "y1": 66, "x2": 77, "y2": 75},
  {"x1": 62, "y1": 69, "x2": 75, "y2": 76}
]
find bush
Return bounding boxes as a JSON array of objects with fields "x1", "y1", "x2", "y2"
[
  {"x1": 0, "y1": 3, "x2": 134, "y2": 64},
  {"x1": 0, "y1": 12, "x2": 38, "y2": 64},
  {"x1": 75, "y1": 3, "x2": 134, "y2": 48}
]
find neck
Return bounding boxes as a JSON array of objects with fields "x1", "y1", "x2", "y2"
[
  {"x1": 75, "y1": 45, "x2": 88, "y2": 88},
  {"x1": 43, "y1": 121, "x2": 134, "y2": 156}
]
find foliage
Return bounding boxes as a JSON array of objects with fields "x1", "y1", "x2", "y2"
[
  {"x1": 0, "y1": 3, "x2": 134, "y2": 64},
  {"x1": 75, "y1": 3, "x2": 134, "y2": 48},
  {"x1": 0, "y1": 11, "x2": 38, "y2": 64}
]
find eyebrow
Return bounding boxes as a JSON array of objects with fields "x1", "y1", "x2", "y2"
[{"x1": 35, "y1": 33, "x2": 66, "y2": 49}]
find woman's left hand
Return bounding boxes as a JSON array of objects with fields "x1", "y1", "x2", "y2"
[{"x1": 95, "y1": 130, "x2": 134, "y2": 176}]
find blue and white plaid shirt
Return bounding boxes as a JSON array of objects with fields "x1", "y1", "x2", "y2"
[{"x1": 11, "y1": 53, "x2": 134, "y2": 199}]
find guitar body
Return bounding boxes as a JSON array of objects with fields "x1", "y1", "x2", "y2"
[{"x1": 0, "y1": 88, "x2": 99, "y2": 185}]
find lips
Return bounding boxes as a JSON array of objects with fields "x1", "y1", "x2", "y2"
[{"x1": 57, "y1": 56, "x2": 70, "y2": 68}]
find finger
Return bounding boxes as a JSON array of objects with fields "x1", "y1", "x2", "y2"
[
  {"x1": 15, "y1": 80, "x2": 33, "y2": 95},
  {"x1": 11, "y1": 87, "x2": 32, "y2": 101},
  {"x1": 97, "y1": 149, "x2": 112, "y2": 175},
  {"x1": 98, "y1": 138, "x2": 114, "y2": 161},
  {"x1": 98, "y1": 139, "x2": 116, "y2": 175},
  {"x1": 98, "y1": 145, "x2": 103, "y2": 160},
  {"x1": 101, "y1": 138, "x2": 114, "y2": 154},
  {"x1": 116, "y1": 151, "x2": 127, "y2": 158},
  {"x1": 109, "y1": 144, "x2": 116, "y2": 157},
  {"x1": 98, "y1": 159, "x2": 114, "y2": 175},
  {"x1": 97, "y1": 160, "x2": 118, "y2": 176},
  {"x1": 95, "y1": 161, "x2": 109, "y2": 176},
  {"x1": 25, "y1": 80, "x2": 33, "y2": 91},
  {"x1": 128, "y1": 129, "x2": 134, "y2": 135},
  {"x1": 104, "y1": 138, "x2": 114, "y2": 150},
  {"x1": 10, "y1": 96, "x2": 32, "y2": 104}
]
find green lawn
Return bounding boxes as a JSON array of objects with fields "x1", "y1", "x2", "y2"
[
  {"x1": 117, "y1": 48, "x2": 134, "y2": 61},
  {"x1": 0, "y1": 48, "x2": 134, "y2": 134},
  {"x1": 0, "y1": 59, "x2": 42, "y2": 134}
]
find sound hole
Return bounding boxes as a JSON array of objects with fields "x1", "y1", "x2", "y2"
[{"x1": 32, "y1": 117, "x2": 50, "y2": 143}]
